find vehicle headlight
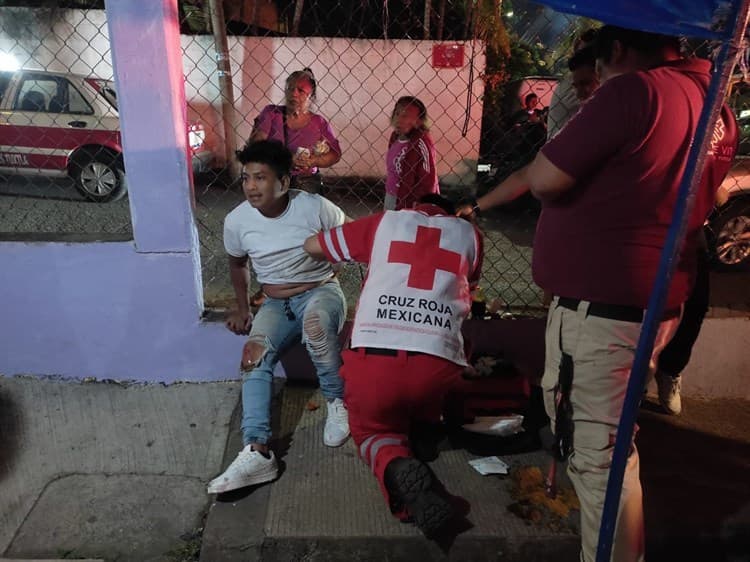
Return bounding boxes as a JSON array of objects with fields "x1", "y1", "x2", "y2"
[{"x1": 0, "y1": 53, "x2": 20, "y2": 71}]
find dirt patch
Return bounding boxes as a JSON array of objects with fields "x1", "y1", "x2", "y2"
[{"x1": 507, "y1": 465, "x2": 579, "y2": 533}]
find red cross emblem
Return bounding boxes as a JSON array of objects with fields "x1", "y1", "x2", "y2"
[{"x1": 388, "y1": 225, "x2": 462, "y2": 290}]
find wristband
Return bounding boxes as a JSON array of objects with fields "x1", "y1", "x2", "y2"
[{"x1": 471, "y1": 201, "x2": 481, "y2": 216}]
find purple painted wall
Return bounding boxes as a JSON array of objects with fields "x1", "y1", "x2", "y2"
[
  {"x1": 0, "y1": 0, "x2": 243, "y2": 382},
  {"x1": 1, "y1": 241, "x2": 241, "y2": 381}
]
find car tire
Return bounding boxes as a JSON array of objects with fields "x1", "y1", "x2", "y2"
[
  {"x1": 71, "y1": 148, "x2": 128, "y2": 203},
  {"x1": 707, "y1": 197, "x2": 750, "y2": 271}
]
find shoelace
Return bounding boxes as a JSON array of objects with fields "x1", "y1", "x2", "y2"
[
  {"x1": 328, "y1": 401, "x2": 347, "y2": 422},
  {"x1": 233, "y1": 449, "x2": 255, "y2": 465},
  {"x1": 232, "y1": 448, "x2": 267, "y2": 468}
]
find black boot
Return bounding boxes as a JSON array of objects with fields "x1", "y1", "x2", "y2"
[
  {"x1": 384, "y1": 457, "x2": 455, "y2": 538},
  {"x1": 409, "y1": 421, "x2": 446, "y2": 462}
]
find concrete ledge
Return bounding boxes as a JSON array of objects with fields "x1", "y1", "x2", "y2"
[
  {"x1": 0, "y1": 377, "x2": 240, "y2": 558},
  {"x1": 273, "y1": 309, "x2": 748, "y2": 400}
]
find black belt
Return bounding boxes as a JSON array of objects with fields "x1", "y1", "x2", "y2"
[
  {"x1": 351, "y1": 347, "x2": 422, "y2": 357},
  {"x1": 556, "y1": 297, "x2": 680, "y2": 323}
]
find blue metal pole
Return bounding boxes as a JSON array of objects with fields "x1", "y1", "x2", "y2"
[{"x1": 595, "y1": 4, "x2": 750, "y2": 561}]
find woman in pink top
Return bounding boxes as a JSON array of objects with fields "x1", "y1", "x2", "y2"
[
  {"x1": 384, "y1": 96, "x2": 440, "y2": 210},
  {"x1": 249, "y1": 68, "x2": 341, "y2": 194}
]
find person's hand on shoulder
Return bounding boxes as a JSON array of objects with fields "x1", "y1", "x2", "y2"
[
  {"x1": 226, "y1": 308, "x2": 253, "y2": 335},
  {"x1": 455, "y1": 203, "x2": 474, "y2": 218},
  {"x1": 456, "y1": 197, "x2": 481, "y2": 220}
]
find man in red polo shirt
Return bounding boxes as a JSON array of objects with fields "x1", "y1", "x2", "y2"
[
  {"x1": 463, "y1": 26, "x2": 737, "y2": 561},
  {"x1": 303, "y1": 194, "x2": 483, "y2": 537}
]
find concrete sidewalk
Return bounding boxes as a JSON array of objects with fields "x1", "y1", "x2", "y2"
[
  {"x1": 1, "y1": 375, "x2": 748, "y2": 562},
  {"x1": 0, "y1": 376, "x2": 240, "y2": 561}
]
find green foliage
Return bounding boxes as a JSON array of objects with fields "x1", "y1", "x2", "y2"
[
  {"x1": 181, "y1": 0, "x2": 209, "y2": 34},
  {"x1": 473, "y1": 0, "x2": 511, "y2": 56},
  {"x1": 480, "y1": 12, "x2": 598, "y2": 127},
  {"x1": 507, "y1": 36, "x2": 548, "y2": 79},
  {"x1": 543, "y1": 16, "x2": 600, "y2": 74}
]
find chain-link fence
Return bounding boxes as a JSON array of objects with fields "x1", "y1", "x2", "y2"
[
  {"x1": 0, "y1": 6, "x2": 132, "y2": 239},
  {"x1": 181, "y1": 0, "x2": 588, "y2": 314},
  {"x1": 1, "y1": 1, "x2": 748, "y2": 317}
]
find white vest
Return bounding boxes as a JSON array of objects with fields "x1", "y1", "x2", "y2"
[{"x1": 351, "y1": 211, "x2": 480, "y2": 366}]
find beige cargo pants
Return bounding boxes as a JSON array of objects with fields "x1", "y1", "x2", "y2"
[{"x1": 542, "y1": 297, "x2": 680, "y2": 562}]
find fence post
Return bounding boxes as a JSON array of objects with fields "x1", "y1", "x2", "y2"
[
  {"x1": 424, "y1": 0, "x2": 431, "y2": 39},
  {"x1": 208, "y1": 0, "x2": 238, "y2": 175}
]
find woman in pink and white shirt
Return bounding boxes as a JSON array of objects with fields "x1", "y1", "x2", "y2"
[{"x1": 384, "y1": 97, "x2": 440, "y2": 210}]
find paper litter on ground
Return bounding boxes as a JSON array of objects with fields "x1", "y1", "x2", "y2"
[{"x1": 469, "y1": 456, "x2": 510, "y2": 475}]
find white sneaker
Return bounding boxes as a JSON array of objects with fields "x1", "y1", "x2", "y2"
[
  {"x1": 206, "y1": 445, "x2": 278, "y2": 494},
  {"x1": 655, "y1": 371, "x2": 682, "y2": 416},
  {"x1": 324, "y1": 398, "x2": 350, "y2": 447}
]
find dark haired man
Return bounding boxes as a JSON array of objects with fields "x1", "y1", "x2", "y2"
[
  {"x1": 548, "y1": 28, "x2": 599, "y2": 138},
  {"x1": 207, "y1": 140, "x2": 351, "y2": 494},
  {"x1": 514, "y1": 92, "x2": 546, "y2": 127},
  {"x1": 568, "y1": 46, "x2": 599, "y2": 104},
  {"x1": 303, "y1": 194, "x2": 483, "y2": 537}
]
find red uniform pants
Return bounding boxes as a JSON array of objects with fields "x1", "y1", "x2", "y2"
[{"x1": 340, "y1": 347, "x2": 464, "y2": 519}]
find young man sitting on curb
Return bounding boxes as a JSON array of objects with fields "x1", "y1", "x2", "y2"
[{"x1": 208, "y1": 140, "x2": 350, "y2": 494}]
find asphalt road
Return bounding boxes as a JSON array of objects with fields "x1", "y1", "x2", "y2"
[{"x1": 0, "y1": 174, "x2": 544, "y2": 312}]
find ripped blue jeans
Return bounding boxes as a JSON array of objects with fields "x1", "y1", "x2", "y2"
[{"x1": 240, "y1": 280, "x2": 346, "y2": 445}]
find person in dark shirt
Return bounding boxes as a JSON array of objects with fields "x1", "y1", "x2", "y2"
[
  {"x1": 510, "y1": 93, "x2": 547, "y2": 159},
  {"x1": 514, "y1": 93, "x2": 545, "y2": 125},
  {"x1": 460, "y1": 25, "x2": 737, "y2": 561},
  {"x1": 568, "y1": 46, "x2": 599, "y2": 106},
  {"x1": 548, "y1": 28, "x2": 599, "y2": 138}
]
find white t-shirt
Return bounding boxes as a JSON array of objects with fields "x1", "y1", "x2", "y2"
[{"x1": 224, "y1": 190, "x2": 346, "y2": 284}]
